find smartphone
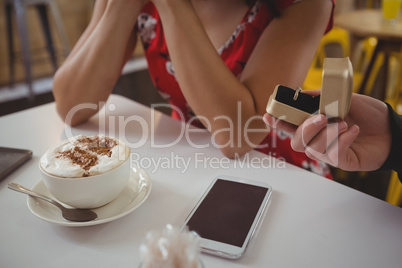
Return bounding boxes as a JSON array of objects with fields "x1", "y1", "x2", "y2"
[
  {"x1": 0, "y1": 147, "x2": 32, "y2": 182},
  {"x1": 182, "y1": 176, "x2": 273, "y2": 259}
]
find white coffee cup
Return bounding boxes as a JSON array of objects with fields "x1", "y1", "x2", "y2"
[{"x1": 39, "y1": 135, "x2": 131, "y2": 209}]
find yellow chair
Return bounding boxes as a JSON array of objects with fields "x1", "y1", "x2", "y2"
[
  {"x1": 386, "y1": 172, "x2": 402, "y2": 206},
  {"x1": 355, "y1": 46, "x2": 384, "y2": 96},
  {"x1": 303, "y1": 29, "x2": 380, "y2": 94},
  {"x1": 385, "y1": 51, "x2": 402, "y2": 107},
  {"x1": 303, "y1": 27, "x2": 350, "y2": 90},
  {"x1": 352, "y1": 37, "x2": 378, "y2": 73},
  {"x1": 385, "y1": 51, "x2": 402, "y2": 207},
  {"x1": 316, "y1": 27, "x2": 350, "y2": 67}
]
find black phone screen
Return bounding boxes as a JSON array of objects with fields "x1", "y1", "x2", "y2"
[
  {"x1": 0, "y1": 147, "x2": 32, "y2": 181},
  {"x1": 186, "y1": 179, "x2": 269, "y2": 247}
]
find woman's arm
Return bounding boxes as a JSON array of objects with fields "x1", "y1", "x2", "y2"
[
  {"x1": 53, "y1": 0, "x2": 147, "y2": 126},
  {"x1": 151, "y1": 0, "x2": 333, "y2": 158}
]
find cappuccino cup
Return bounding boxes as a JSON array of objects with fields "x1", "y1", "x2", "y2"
[{"x1": 39, "y1": 135, "x2": 130, "y2": 209}]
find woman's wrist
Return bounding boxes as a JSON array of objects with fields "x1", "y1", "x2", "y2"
[
  {"x1": 106, "y1": 0, "x2": 148, "y2": 22},
  {"x1": 109, "y1": 0, "x2": 148, "y2": 7},
  {"x1": 151, "y1": 0, "x2": 192, "y2": 18}
]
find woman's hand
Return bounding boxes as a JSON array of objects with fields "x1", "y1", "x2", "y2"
[
  {"x1": 263, "y1": 93, "x2": 392, "y2": 171},
  {"x1": 53, "y1": 0, "x2": 148, "y2": 126}
]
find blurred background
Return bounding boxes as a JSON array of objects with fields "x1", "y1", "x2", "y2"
[{"x1": 0, "y1": 0, "x2": 400, "y2": 206}]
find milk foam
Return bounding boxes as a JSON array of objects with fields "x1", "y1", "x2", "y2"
[{"x1": 40, "y1": 135, "x2": 129, "y2": 178}]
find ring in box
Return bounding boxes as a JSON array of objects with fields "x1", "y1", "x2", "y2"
[{"x1": 266, "y1": 57, "x2": 353, "y2": 126}]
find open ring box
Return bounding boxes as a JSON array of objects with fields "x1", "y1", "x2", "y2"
[{"x1": 266, "y1": 57, "x2": 353, "y2": 126}]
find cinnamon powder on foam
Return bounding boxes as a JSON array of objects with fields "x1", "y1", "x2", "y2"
[{"x1": 56, "y1": 136, "x2": 117, "y2": 176}]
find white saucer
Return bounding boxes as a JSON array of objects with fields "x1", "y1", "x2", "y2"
[{"x1": 27, "y1": 166, "x2": 152, "y2": 227}]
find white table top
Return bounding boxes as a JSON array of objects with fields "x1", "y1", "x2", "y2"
[{"x1": 0, "y1": 94, "x2": 401, "y2": 268}]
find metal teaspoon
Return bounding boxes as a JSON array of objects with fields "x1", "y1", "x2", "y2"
[{"x1": 8, "y1": 182, "x2": 98, "y2": 222}]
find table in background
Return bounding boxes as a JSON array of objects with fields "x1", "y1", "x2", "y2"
[
  {"x1": 335, "y1": 9, "x2": 402, "y2": 100},
  {"x1": 0, "y1": 95, "x2": 401, "y2": 268}
]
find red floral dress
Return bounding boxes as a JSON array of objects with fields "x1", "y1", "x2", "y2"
[{"x1": 137, "y1": 0, "x2": 335, "y2": 178}]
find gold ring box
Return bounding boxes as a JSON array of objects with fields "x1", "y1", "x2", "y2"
[{"x1": 266, "y1": 57, "x2": 353, "y2": 126}]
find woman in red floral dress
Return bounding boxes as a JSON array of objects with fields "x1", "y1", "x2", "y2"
[{"x1": 53, "y1": 0, "x2": 335, "y2": 178}]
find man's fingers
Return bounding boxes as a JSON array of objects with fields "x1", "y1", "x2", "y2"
[
  {"x1": 326, "y1": 125, "x2": 360, "y2": 168},
  {"x1": 305, "y1": 124, "x2": 360, "y2": 168},
  {"x1": 291, "y1": 114, "x2": 328, "y2": 152},
  {"x1": 263, "y1": 113, "x2": 297, "y2": 134},
  {"x1": 305, "y1": 121, "x2": 348, "y2": 155}
]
